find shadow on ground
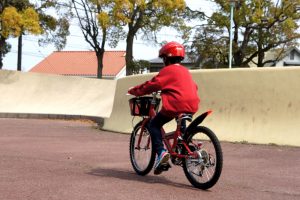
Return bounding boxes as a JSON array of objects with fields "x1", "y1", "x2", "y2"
[{"x1": 87, "y1": 167, "x2": 207, "y2": 192}]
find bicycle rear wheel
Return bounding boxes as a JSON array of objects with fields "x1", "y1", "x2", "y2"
[
  {"x1": 129, "y1": 121, "x2": 155, "y2": 175},
  {"x1": 183, "y1": 126, "x2": 223, "y2": 190}
]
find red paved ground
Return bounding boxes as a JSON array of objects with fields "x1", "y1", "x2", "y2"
[{"x1": 0, "y1": 118, "x2": 299, "y2": 200}]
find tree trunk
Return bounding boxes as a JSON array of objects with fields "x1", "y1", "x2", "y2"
[
  {"x1": 96, "y1": 50, "x2": 104, "y2": 79},
  {"x1": 17, "y1": 34, "x2": 22, "y2": 71},
  {"x1": 194, "y1": 56, "x2": 202, "y2": 69},
  {"x1": 126, "y1": 32, "x2": 135, "y2": 76},
  {"x1": 257, "y1": 27, "x2": 264, "y2": 67},
  {"x1": 0, "y1": 37, "x2": 5, "y2": 70},
  {"x1": 0, "y1": 53, "x2": 2, "y2": 70},
  {"x1": 233, "y1": 51, "x2": 242, "y2": 67},
  {"x1": 257, "y1": 51, "x2": 265, "y2": 67}
]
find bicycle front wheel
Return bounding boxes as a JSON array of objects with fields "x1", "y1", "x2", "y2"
[
  {"x1": 129, "y1": 121, "x2": 155, "y2": 176},
  {"x1": 183, "y1": 126, "x2": 223, "y2": 190}
]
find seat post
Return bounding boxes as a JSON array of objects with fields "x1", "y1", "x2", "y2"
[
  {"x1": 176, "y1": 114, "x2": 193, "y2": 133},
  {"x1": 176, "y1": 114, "x2": 187, "y2": 133},
  {"x1": 180, "y1": 119, "x2": 187, "y2": 133}
]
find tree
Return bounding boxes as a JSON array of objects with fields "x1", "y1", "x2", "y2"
[
  {"x1": 36, "y1": 0, "x2": 71, "y2": 51},
  {"x1": 71, "y1": 0, "x2": 186, "y2": 77},
  {"x1": 185, "y1": 25, "x2": 229, "y2": 69},
  {"x1": 180, "y1": 7, "x2": 222, "y2": 69},
  {"x1": 130, "y1": 59, "x2": 150, "y2": 74},
  {"x1": 0, "y1": 1, "x2": 41, "y2": 69},
  {"x1": 0, "y1": 0, "x2": 70, "y2": 70},
  {"x1": 119, "y1": 0, "x2": 186, "y2": 75},
  {"x1": 71, "y1": 0, "x2": 126, "y2": 78},
  {"x1": 185, "y1": 0, "x2": 300, "y2": 68}
]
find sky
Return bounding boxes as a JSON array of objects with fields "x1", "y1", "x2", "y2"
[{"x1": 2, "y1": 0, "x2": 215, "y2": 72}]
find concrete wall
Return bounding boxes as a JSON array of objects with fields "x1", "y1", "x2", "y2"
[
  {"x1": 0, "y1": 70, "x2": 116, "y2": 118},
  {"x1": 103, "y1": 68, "x2": 300, "y2": 146},
  {"x1": 1, "y1": 68, "x2": 300, "y2": 146}
]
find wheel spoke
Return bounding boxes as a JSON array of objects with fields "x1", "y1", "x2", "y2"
[
  {"x1": 130, "y1": 124, "x2": 155, "y2": 175},
  {"x1": 204, "y1": 167, "x2": 211, "y2": 180},
  {"x1": 182, "y1": 126, "x2": 223, "y2": 189}
]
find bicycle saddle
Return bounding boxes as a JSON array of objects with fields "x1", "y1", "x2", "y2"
[{"x1": 177, "y1": 113, "x2": 193, "y2": 122}]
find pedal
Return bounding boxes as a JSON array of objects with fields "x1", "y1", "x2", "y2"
[
  {"x1": 161, "y1": 162, "x2": 171, "y2": 171},
  {"x1": 154, "y1": 163, "x2": 171, "y2": 175}
]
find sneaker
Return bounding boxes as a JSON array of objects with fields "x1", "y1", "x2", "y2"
[{"x1": 154, "y1": 151, "x2": 170, "y2": 175}]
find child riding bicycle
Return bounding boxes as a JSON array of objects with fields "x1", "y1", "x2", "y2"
[{"x1": 128, "y1": 41, "x2": 200, "y2": 175}]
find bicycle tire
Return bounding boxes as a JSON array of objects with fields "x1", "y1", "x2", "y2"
[
  {"x1": 182, "y1": 126, "x2": 223, "y2": 190},
  {"x1": 129, "y1": 121, "x2": 156, "y2": 176}
]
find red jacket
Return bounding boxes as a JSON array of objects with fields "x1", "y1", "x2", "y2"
[{"x1": 128, "y1": 64, "x2": 200, "y2": 117}]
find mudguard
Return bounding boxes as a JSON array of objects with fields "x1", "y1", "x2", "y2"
[{"x1": 185, "y1": 110, "x2": 212, "y2": 136}]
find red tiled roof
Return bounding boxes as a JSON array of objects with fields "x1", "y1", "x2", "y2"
[{"x1": 30, "y1": 51, "x2": 126, "y2": 77}]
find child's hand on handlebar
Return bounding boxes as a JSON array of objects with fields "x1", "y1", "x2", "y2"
[{"x1": 128, "y1": 87, "x2": 138, "y2": 96}]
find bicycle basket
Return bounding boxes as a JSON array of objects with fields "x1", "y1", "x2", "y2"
[{"x1": 129, "y1": 97, "x2": 161, "y2": 116}]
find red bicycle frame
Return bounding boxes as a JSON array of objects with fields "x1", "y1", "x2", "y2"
[{"x1": 136, "y1": 93, "x2": 200, "y2": 159}]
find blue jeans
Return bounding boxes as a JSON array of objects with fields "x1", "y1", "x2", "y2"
[{"x1": 147, "y1": 112, "x2": 173, "y2": 155}]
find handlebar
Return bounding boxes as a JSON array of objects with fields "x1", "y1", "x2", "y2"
[{"x1": 151, "y1": 91, "x2": 161, "y2": 103}]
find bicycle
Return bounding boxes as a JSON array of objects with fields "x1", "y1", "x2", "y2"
[{"x1": 128, "y1": 92, "x2": 223, "y2": 190}]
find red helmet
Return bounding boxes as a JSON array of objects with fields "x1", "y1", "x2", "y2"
[{"x1": 159, "y1": 41, "x2": 185, "y2": 59}]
